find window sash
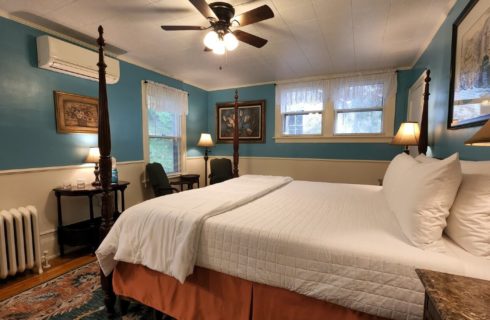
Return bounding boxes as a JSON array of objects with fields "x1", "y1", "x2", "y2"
[
  {"x1": 147, "y1": 109, "x2": 182, "y2": 174},
  {"x1": 334, "y1": 109, "x2": 384, "y2": 135},
  {"x1": 282, "y1": 111, "x2": 323, "y2": 136},
  {"x1": 149, "y1": 136, "x2": 181, "y2": 174}
]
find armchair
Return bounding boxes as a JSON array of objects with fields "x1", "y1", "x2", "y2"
[{"x1": 146, "y1": 163, "x2": 179, "y2": 197}]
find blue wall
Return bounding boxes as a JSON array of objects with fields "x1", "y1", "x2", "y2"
[
  {"x1": 0, "y1": 17, "x2": 208, "y2": 170},
  {"x1": 207, "y1": 73, "x2": 410, "y2": 161},
  {"x1": 409, "y1": 0, "x2": 490, "y2": 160}
]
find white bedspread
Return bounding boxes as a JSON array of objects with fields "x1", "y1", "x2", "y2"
[
  {"x1": 97, "y1": 177, "x2": 490, "y2": 319},
  {"x1": 196, "y1": 181, "x2": 490, "y2": 320},
  {"x1": 96, "y1": 175, "x2": 292, "y2": 282}
]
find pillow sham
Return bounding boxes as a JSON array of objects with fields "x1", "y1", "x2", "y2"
[
  {"x1": 416, "y1": 155, "x2": 490, "y2": 175},
  {"x1": 445, "y1": 174, "x2": 490, "y2": 257},
  {"x1": 383, "y1": 153, "x2": 462, "y2": 248},
  {"x1": 460, "y1": 160, "x2": 490, "y2": 175},
  {"x1": 415, "y1": 154, "x2": 490, "y2": 257}
]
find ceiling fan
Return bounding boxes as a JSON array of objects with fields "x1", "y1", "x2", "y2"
[{"x1": 161, "y1": 0, "x2": 274, "y2": 54}]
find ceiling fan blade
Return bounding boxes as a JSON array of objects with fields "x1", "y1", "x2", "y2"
[
  {"x1": 189, "y1": 0, "x2": 218, "y2": 20},
  {"x1": 234, "y1": 5, "x2": 274, "y2": 27},
  {"x1": 161, "y1": 25, "x2": 206, "y2": 31},
  {"x1": 233, "y1": 30, "x2": 268, "y2": 48},
  {"x1": 204, "y1": 46, "x2": 212, "y2": 52}
]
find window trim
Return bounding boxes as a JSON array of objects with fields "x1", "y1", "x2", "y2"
[
  {"x1": 274, "y1": 74, "x2": 396, "y2": 143},
  {"x1": 142, "y1": 81, "x2": 186, "y2": 178}
]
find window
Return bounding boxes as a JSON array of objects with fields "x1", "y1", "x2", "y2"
[
  {"x1": 143, "y1": 81, "x2": 188, "y2": 175},
  {"x1": 333, "y1": 83, "x2": 384, "y2": 134},
  {"x1": 275, "y1": 72, "x2": 396, "y2": 143},
  {"x1": 278, "y1": 82, "x2": 325, "y2": 136},
  {"x1": 148, "y1": 109, "x2": 181, "y2": 173}
]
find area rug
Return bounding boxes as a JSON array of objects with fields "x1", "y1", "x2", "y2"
[{"x1": 0, "y1": 261, "x2": 170, "y2": 320}]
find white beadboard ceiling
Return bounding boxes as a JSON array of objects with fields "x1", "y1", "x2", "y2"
[{"x1": 0, "y1": 0, "x2": 456, "y2": 90}]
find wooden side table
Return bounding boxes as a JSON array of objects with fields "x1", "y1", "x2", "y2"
[
  {"x1": 53, "y1": 181, "x2": 129, "y2": 255},
  {"x1": 416, "y1": 269, "x2": 490, "y2": 320},
  {"x1": 170, "y1": 174, "x2": 200, "y2": 191}
]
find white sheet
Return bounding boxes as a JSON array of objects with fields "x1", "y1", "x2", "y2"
[
  {"x1": 196, "y1": 181, "x2": 490, "y2": 320},
  {"x1": 96, "y1": 175, "x2": 292, "y2": 282}
]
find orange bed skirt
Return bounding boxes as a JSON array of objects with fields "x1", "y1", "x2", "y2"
[{"x1": 113, "y1": 262, "x2": 386, "y2": 320}]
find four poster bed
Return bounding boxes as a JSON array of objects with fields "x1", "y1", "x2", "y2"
[{"x1": 94, "y1": 28, "x2": 490, "y2": 320}]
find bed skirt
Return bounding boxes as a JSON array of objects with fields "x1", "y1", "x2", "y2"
[{"x1": 113, "y1": 262, "x2": 386, "y2": 320}]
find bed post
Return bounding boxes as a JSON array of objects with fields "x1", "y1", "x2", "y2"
[
  {"x1": 97, "y1": 25, "x2": 116, "y2": 316},
  {"x1": 418, "y1": 69, "x2": 431, "y2": 155},
  {"x1": 233, "y1": 89, "x2": 239, "y2": 177}
]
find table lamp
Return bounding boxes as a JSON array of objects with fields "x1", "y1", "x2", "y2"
[
  {"x1": 85, "y1": 147, "x2": 101, "y2": 186},
  {"x1": 392, "y1": 121, "x2": 420, "y2": 154},
  {"x1": 197, "y1": 133, "x2": 214, "y2": 186},
  {"x1": 465, "y1": 119, "x2": 490, "y2": 146}
]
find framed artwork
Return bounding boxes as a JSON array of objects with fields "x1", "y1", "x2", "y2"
[
  {"x1": 54, "y1": 91, "x2": 99, "y2": 133},
  {"x1": 448, "y1": 0, "x2": 490, "y2": 129},
  {"x1": 216, "y1": 100, "x2": 265, "y2": 143}
]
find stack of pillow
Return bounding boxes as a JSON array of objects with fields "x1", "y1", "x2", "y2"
[{"x1": 383, "y1": 153, "x2": 489, "y2": 258}]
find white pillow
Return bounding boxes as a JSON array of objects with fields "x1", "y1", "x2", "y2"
[
  {"x1": 460, "y1": 160, "x2": 490, "y2": 175},
  {"x1": 383, "y1": 153, "x2": 462, "y2": 248},
  {"x1": 445, "y1": 174, "x2": 490, "y2": 257},
  {"x1": 417, "y1": 155, "x2": 490, "y2": 175},
  {"x1": 415, "y1": 154, "x2": 490, "y2": 256}
]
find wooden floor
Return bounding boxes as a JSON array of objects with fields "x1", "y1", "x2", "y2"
[{"x1": 0, "y1": 251, "x2": 96, "y2": 301}]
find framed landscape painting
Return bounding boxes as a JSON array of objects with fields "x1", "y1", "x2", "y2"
[
  {"x1": 54, "y1": 91, "x2": 99, "y2": 133},
  {"x1": 448, "y1": 0, "x2": 490, "y2": 128},
  {"x1": 216, "y1": 100, "x2": 265, "y2": 143}
]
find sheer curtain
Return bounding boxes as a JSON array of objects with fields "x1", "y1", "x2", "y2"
[
  {"x1": 276, "y1": 80, "x2": 326, "y2": 113},
  {"x1": 330, "y1": 72, "x2": 397, "y2": 110},
  {"x1": 145, "y1": 80, "x2": 188, "y2": 115}
]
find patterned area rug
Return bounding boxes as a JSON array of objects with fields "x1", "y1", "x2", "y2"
[{"x1": 0, "y1": 261, "x2": 165, "y2": 320}]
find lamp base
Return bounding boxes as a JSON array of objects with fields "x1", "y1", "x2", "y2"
[{"x1": 92, "y1": 163, "x2": 101, "y2": 187}]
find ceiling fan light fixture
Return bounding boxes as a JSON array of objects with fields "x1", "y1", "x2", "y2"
[
  {"x1": 203, "y1": 30, "x2": 219, "y2": 49},
  {"x1": 224, "y1": 32, "x2": 239, "y2": 51},
  {"x1": 212, "y1": 41, "x2": 226, "y2": 55}
]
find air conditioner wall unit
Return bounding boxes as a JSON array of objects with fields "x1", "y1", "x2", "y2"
[{"x1": 37, "y1": 35, "x2": 120, "y2": 84}]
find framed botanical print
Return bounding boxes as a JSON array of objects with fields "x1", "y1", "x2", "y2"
[
  {"x1": 216, "y1": 100, "x2": 265, "y2": 143},
  {"x1": 54, "y1": 91, "x2": 99, "y2": 133},
  {"x1": 448, "y1": 0, "x2": 490, "y2": 129}
]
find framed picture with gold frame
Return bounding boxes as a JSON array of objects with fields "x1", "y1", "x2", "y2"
[{"x1": 54, "y1": 91, "x2": 99, "y2": 133}]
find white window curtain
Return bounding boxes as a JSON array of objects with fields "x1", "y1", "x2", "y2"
[
  {"x1": 277, "y1": 81, "x2": 326, "y2": 113},
  {"x1": 145, "y1": 80, "x2": 188, "y2": 115},
  {"x1": 330, "y1": 72, "x2": 397, "y2": 110}
]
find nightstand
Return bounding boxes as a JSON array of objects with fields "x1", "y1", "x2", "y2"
[
  {"x1": 170, "y1": 174, "x2": 200, "y2": 191},
  {"x1": 53, "y1": 181, "x2": 129, "y2": 255},
  {"x1": 416, "y1": 269, "x2": 490, "y2": 320}
]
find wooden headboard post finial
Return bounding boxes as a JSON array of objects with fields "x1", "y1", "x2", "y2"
[
  {"x1": 418, "y1": 69, "x2": 431, "y2": 155},
  {"x1": 97, "y1": 25, "x2": 116, "y2": 316},
  {"x1": 233, "y1": 89, "x2": 239, "y2": 177}
]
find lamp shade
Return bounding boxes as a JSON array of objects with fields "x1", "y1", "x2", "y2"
[
  {"x1": 85, "y1": 147, "x2": 100, "y2": 163},
  {"x1": 392, "y1": 122, "x2": 420, "y2": 146},
  {"x1": 465, "y1": 119, "x2": 490, "y2": 146},
  {"x1": 197, "y1": 133, "x2": 214, "y2": 147}
]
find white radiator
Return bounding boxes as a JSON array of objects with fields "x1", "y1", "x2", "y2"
[{"x1": 0, "y1": 206, "x2": 43, "y2": 279}]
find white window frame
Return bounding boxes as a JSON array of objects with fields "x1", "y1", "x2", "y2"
[
  {"x1": 274, "y1": 72, "x2": 396, "y2": 143},
  {"x1": 142, "y1": 81, "x2": 186, "y2": 178}
]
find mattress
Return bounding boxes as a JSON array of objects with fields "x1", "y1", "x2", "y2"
[{"x1": 195, "y1": 181, "x2": 490, "y2": 320}]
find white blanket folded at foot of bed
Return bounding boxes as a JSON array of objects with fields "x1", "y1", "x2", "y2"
[{"x1": 96, "y1": 175, "x2": 292, "y2": 282}]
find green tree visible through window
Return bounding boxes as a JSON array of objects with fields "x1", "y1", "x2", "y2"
[{"x1": 148, "y1": 109, "x2": 181, "y2": 173}]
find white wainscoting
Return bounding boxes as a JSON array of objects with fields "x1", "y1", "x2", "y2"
[
  {"x1": 186, "y1": 156, "x2": 390, "y2": 187},
  {"x1": 0, "y1": 157, "x2": 390, "y2": 258}
]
